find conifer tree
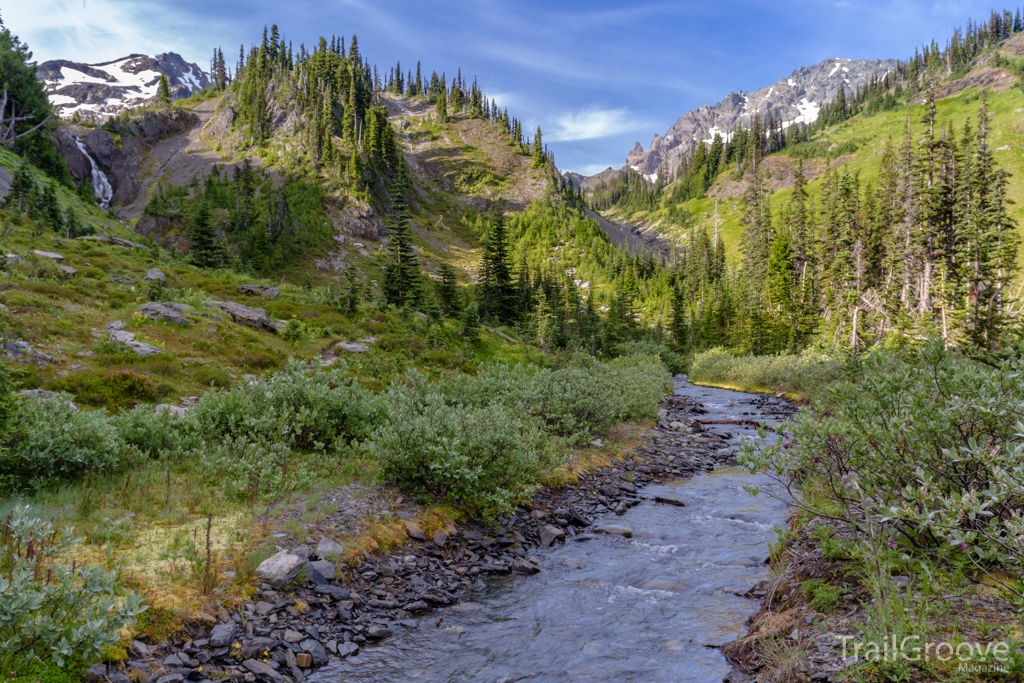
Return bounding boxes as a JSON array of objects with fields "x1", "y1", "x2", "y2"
[
  {"x1": 156, "y1": 75, "x2": 172, "y2": 106},
  {"x1": 532, "y1": 126, "x2": 545, "y2": 168},
  {"x1": 382, "y1": 160, "x2": 420, "y2": 308},
  {"x1": 188, "y1": 199, "x2": 222, "y2": 268},
  {"x1": 477, "y1": 204, "x2": 516, "y2": 323},
  {"x1": 436, "y1": 262, "x2": 459, "y2": 316}
]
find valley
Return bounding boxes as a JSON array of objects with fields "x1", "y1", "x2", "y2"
[{"x1": 3, "y1": 5, "x2": 1024, "y2": 683}]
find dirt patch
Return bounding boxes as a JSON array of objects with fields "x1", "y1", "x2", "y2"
[
  {"x1": 708, "y1": 155, "x2": 849, "y2": 200},
  {"x1": 909, "y1": 66, "x2": 1019, "y2": 105},
  {"x1": 120, "y1": 99, "x2": 262, "y2": 220}
]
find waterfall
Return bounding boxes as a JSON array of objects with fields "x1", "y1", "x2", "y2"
[{"x1": 72, "y1": 136, "x2": 113, "y2": 210}]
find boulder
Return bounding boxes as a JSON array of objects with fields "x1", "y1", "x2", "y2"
[
  {"x1": 139, "y1": 302, "x2": 191, "y2": 326},
  {"x1": 209, "y1": 621, "x2": 237, "y2": 648},
  {"x1": 237, "y1": 284, "x2": 280, "y2": 299},
  {"x1": 315, "y1": 536, "x2": 344, "y2": 559},
  {"x1": 205, "y1": 300, "x2": 273, "y2": 330},
  {"x1": 539, "y1": 525, "x2": 566, "y2": 547},
  {"x1": 404, "y1": 520, "x2": 428, "y2": 541},
  {"x1": 126, "y1": 341, "x2": 163, "y2": 356},
  {"x1": 594, "y1": 524, "x2": 634, "y2": 538},
  {"x1": 154, "y1": 404, "x2": 188, "y2": 418},
  {"x1": 143, "y1": 268, "x2": 167, "y2": 283},
  {"x1": 255, "y1": 550, "x2": 304, "y2": 587},
  {"x1": 5, "y1": 254, "x2": 24, "y2": 266},
  {"x1": 32, "y1": 250, "x2": 64, "y2": 261},
  {"x1": 307, "y1": 559, "x2": 336, "y2": 580},
  {"x1": 335, "y1": 341, "x2": 370, "y2": 353}
]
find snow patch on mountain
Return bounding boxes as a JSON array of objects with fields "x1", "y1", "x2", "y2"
[
  {"x1": 37, "y1": 53, "x2": 210, "y2": 121},
  {"x1": 620, "y1": 55, "x2": 896, "y2": 177}
]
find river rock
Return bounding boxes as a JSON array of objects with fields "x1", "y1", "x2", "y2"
[
  {"x1": 594, "y1": 525, "x2": 634, "y2": 538},
  {"x1": 300, "y1": 639, "x2": 329, "y2": 666},
  {"x1": 539, "y1": 525, "x2": 566, "y2": 547},
  {"x1": 511, "y1": 558, "x2": 541, "y2": 574},
  {"x1": 205, "y1": 300, "x2": 273, "y2": 330},
  {"x1": 209, "y1": 621, "x2": 237, "y2": 648},
  {"x1": 255, "y1": 550, "x2": 304, "y2": 587},
  {"x1": 242, "y1": 659, "x2": 284, "y2": 682},
  {"x1": 316, "y1": 536, "x2": 343, "y2": 558},
  {"x1": 32, "y1": 250, "x2": 64, "y2": 261},
  {"x1": 366, "y1": 625, "x2": 393, "y2": 640},
  {"x1": 143, "y1": 268, "x2": 167, "y2": 283},
  {"x1": 404, "y1": 520, "x2": 428, "y2": 541},
  {"x1": 139, "y1": 302, "x2": 191, "y2": 326},
  {"x1": 238, "y1": 284, "x2": 280, "y2": 299},
  {"x1": 654, "y1": 496, "x2": 685, "y2": 507}
]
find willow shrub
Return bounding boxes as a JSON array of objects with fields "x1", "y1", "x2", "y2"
[
  {"x1": 375, "y1": 355, "x2": 671, "y2": 513},
  {"x1": 0, "y1": 507, "x2": 146, "y2": 670},
  {"x1": 688, "y1": 347, "x2": 845, "y2": 400},
  {"x1": 742, "y1": 341, "x2": 1024, "y2": 579}
]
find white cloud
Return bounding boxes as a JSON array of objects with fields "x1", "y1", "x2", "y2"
[
  {"x1": 5, "y1": 0, "x2": 230, "y2": 65},
  {"x1": 569, "y1": 162, "x2": 618, "y2": 176},
  {"x1": 548, "y1": 107, "x2": 640, "y2": 142}
]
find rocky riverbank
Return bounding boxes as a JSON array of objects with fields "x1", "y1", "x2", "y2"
[{"x1": 91, "y1": 387, "x2": 792, "y2": 683}]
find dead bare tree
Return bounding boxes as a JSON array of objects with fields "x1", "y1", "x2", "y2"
[{"x1": 0, "y1": 88, "x2": 51, "y2": 148}]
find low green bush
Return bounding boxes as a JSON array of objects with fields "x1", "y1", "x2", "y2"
[
  {"x1": 0, "y1": 507, "x2": 146, "y2": 671},
  {"x1": 615, "y1": 340, "x2": 687, "y2": 374},
  {"x1": 372, "y1": 386, "x2": 557, "y2": 514},
  {"x1": 743, "y1": 341, "x2": 1024, "y2": 582},
  {"x1": 375, "y1": 355, "x2": 671, "y2": 512},
  {"x1": 186, "y1": 360, "x2": 384, "y2": 452},
  {"x1": 1, "y1": 395, "x2": 139, "y2": 492},
  {"x1": 688, "y1": 347, "x2": 845, "y2": 400}
]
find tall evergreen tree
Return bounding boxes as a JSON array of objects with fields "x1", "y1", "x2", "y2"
[
  {"x1": 382, "y1": 160, "x2": 421, "y2": 308},
  {"x1": 477, "y1": 204, "x2": 516, "y2": 323},
  {"x1": 156, "y1": 75, "x2": 172, "y2": 106}
]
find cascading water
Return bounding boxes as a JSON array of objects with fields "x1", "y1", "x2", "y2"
[{"x1": 72, "y1": 136, "x2": 113, "y2": 209}]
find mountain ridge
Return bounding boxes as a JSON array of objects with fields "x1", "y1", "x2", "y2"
[{"x1": 620, "y1": 55, "x2": 898, "y2": 180}]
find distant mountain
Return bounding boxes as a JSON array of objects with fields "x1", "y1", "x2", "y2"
[
  {"x1": 37, "y1": 53, "x2": 210, "y2": 120},
  {"x1": 623, "y1": 57, "x2": 898, "y2": 180}
]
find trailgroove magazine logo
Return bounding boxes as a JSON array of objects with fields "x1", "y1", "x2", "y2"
[{"x1": 836, "y1": 635, "x2": 1013, "y2": 672}]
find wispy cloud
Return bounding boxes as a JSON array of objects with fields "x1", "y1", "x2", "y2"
[{"x1": 548, "y1": 107, "x2": 644, "y2": 142}]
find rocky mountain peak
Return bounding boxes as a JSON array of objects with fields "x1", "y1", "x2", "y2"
[
  {"x1": 37, "y1": 53, "x2": 210, "y2": 121},
  {"x1": 623, "y1": 56, "x2": 897, "y2": 180}
]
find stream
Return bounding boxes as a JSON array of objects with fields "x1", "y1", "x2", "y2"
[{"x1": 308, "y1": 377, "x2": 790, "y2": 682}]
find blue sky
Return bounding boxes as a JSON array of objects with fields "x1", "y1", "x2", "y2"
[{"x1": 3, "y1": 0, "x2": 1007, "y2": 174}]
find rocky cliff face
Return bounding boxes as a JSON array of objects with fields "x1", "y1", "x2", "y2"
[
  {"x1": 61, "y1": 109, "x2": 198, "y2": 207},
  {"x1": 624, "y1": 57, "x2": 897, "y2": 179},
  {"x1": 37, "y1": 53, "x2": 210, "y2": 121}
]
